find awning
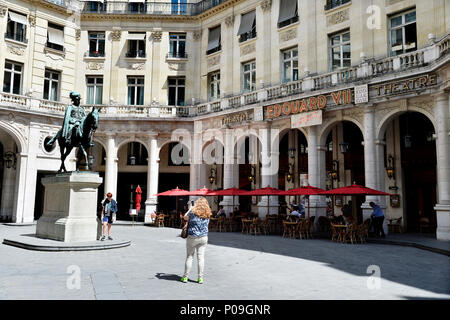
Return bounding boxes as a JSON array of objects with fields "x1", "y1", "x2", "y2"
[
  {"x1": 237, "y1": 10, "x2": 256, "y2": 36},
  {"x1": 80, "y1": 0, "x2": 104, "y2": 2},
  {"x1": 47, "y1": 27, "x2": 64, "y2": 46},
  {"x1": 128, "y1": 0, "x2": 145, "y2": 2},
  {"x1": 278, "y1": 0, "x2": 298, "y2": 24},
  {"x1": 127, "y1": 33, "x2": 146, "y2": 40},
  {"x1": 207, "y1": 26, "x2": 221, "y2": 52},
  {"x1": 8, "y1": 11, "x2": 28, "y2": 26}
]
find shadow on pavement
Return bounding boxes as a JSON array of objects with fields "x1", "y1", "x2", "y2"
[{"x1": 155, "y1": 273, "x2": 182, "y2": 282}]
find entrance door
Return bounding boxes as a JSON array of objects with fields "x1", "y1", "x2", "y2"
[{"x1": 117, "y1": 172, "x2": 147, "y2": 221}]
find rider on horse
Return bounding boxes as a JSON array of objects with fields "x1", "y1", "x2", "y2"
[{"x1": 47, "y1": 91, "x2": 87, "y2": 148}]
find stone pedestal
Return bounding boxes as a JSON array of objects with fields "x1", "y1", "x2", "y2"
[{"x1": 36, "y1": 172, "x2": 103, "y2": 242}]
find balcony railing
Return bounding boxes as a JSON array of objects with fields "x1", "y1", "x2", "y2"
[
  {"x1": 166, "y1": 52, "x2": 188, "y2": 59},
  {"x1": 1, "y1": 33, "x2": 448, "y2": 119},
  {"x1": 324, "y1": 0, "x2": 351, "y2": 11},
  {"x1": 81, "y1": 0, "x2": 227, "y2": 16},
  {"x1": 126, "y1": 50, "x2": 146, "y2": 58},
  {"x1": 84, "y1": 50, "x2": 105, "y2": 58},
  {"x1": 5, "y1": 32, "x2": 28, "y2": 43}
]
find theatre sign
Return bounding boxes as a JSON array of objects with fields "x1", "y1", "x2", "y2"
[{"x1": 265, "y1": 88, "x2": 352, "y2": 120}]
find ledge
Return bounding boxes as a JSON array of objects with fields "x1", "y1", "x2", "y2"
[
  {"x1": 44, "y1": 46, "x2": 66, "y2": 58},
  {"x1": 4, "y1": 37, "x2": 28, "y2": 48}
]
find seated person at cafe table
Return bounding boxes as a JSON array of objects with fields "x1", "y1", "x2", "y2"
[
  {"x1": 290, "y1": 205, "x2": 304, "y2": 218},
  {"x1": 217, "y1": 205, "x2": 226, "y2": 218}
]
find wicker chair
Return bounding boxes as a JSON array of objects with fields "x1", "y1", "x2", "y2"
[
  {"x1": 356, "y1": 219, "x2": 370, "y2": 243},
  {"x1": 296, "y1": 219, "x2": 307, "y2": 239},
  {"x1": 330, "y1": 223, "x2": 343, "y2": 242},
  {"x1": 155, "y1": 214, "x2": 165, "y2": 227},
  {"x1": 249, "y1": 218, "x2": 262, "y2": 236},
  {"x1": 217, "y1": 216, "x2": 228, "y2": 232},
  {"x1": 387, "y1": 217, "x2": 403, "y2": 233},
  {"x1": 342, "y1": 223, "x2": 357, "y2": 244}
]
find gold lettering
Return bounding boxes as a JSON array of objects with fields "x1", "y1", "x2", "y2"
[
  {"x1": 331, "y1": 91, "x2": 342, "y2": 105},
  {"x1": 267, "y1": 106, "x2": 274, "y2": 119},
  {"x1": 283, "y1": 102, "x2": 292, "y2": 115},
  {"x1": 274, "y1": 104, "x2": 282, "y2": 117},
  {"x1": 428, "y1": 74, "x2": 437, "y2": 85},
  {"x1": 318, "y1": 96, "x2": 327, "y2": 109},
  {"x1": 292, "y1": 100, "x2": 300, "y2": 113},
  {"x1": 300, "y1": 100, "x2": 308, "y2": 112},
  {"x1": 309, "y1": 97, "x2": 317, "y2": 110},
  {"x1": 383, "y1": 84, "x2": 392, "y2": 94}
]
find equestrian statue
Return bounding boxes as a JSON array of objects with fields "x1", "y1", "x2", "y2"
[{"x1": 46, "y1": 92, "x2": 101, "y2": 172}]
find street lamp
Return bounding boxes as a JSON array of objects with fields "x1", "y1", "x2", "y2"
[
  {"x1": 339, "y1": 142, "x2": 350, "y2": 154},
  {"x1": 329, "y1": 160, "x2": 339, "y2": 181},
  {"x1": 286, "y1": 163, "x2": 294, "y2": 182},
  {"x1": 386, "y1": 155, "x2": 395, "y2": 179},
  {"x1": 248, "y1": 165, "x2": 255, "y2": 183},
  {"x1": 288, "y1": 148, "x2": 296, "y2": 158},
  {"x1": 209, "y1": 166, "x2": 216, "y2": 184}
]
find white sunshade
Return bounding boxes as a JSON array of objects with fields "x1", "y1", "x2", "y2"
[
  {"x1": 8, "y1": 11, "x2": 28, "y2": 26},
  {"x1": 47, "y1": 27, "x2": 65, "y2": 46},
  {"x1": 207, "y1": 26, "x2": 221, "y2": 51},
  {"x1": 127, "y1": 33, "x2": 146, "y2": 40}
]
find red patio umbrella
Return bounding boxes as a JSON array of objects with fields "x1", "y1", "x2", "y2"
[
  {"x1": 187, "y1": 186, "x2": 215, "y2": 196},
  {"x1": 242, "y1": 186, "x2": 286, "y2": 216},
  {"x1": 208, "y1": 187, "x2": 249, "y2": 214},
  {"x1": 154, "y1": 187, "x2": 191, "y2": 219},
  {"x1": 285, "y1": 185, "x2": 326, "y2": 219},
  {"x1": 321, "y1": 184, "x2": 390, "y2": 224},
  {"x1": 135, "y1": 185, "x2": 142, "y2": 212}
]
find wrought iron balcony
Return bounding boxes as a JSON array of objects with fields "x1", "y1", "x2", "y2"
[
  {"x1": 166, "y1": 51, "x2": 188, "y2": 59},
  {"x1": 324, "y1": 0, "x2": 351, "y2": 11},
  {"x1": 5, "y1": 32, "x2": 28, "y2": 44},
  {"x1": 126, "y1": 50, "x2": 146, "y2": 58},
  {"x1": 85, "y1": 50, "x2": 105, "y2": 58}
]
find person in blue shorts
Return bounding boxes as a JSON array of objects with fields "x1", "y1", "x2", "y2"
[{"x1": 101, "y1": 192, "x2": 118, "y2": 241}]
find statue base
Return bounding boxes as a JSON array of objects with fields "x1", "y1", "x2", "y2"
[{"x1": 36, "y1": 171, "x2": 103, "y2": 242}]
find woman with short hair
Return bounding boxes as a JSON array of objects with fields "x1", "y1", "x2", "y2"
[
  {"x1": 181, "y1": 197, "x2": 212, "y2": 284},
  {"x1": 101, "y1": 192, "x2": 117, "y2": 241}
]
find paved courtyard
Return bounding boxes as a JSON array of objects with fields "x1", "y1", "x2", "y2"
[{"x1": 0, "y1": 223, "x2": 449, "y2": 300}]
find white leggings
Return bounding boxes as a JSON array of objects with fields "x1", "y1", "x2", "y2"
[{"x1": 183, "y1": 235, "x2": 208, "y2": 278}]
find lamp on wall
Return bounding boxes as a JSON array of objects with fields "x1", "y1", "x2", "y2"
[
  {"x1": 286, "y1": 163, "x2": 294, "y2": 182},
  {"x1": 288, "y1": 148, "x2": 296, "y2": 158},
  {"x1": 339, "y1": 142, "x2": 350, "y2": 154},
  {"x1": 4, "y1": 151, "x2": 16, "y2": 169},
  {"x1": 129, "y1": 155, "x2": 136, "y2": 165},
  {"x1": 386, "y1": 155, "x2": 395, "y2": 179},
  {"x1": 329, "y1": 160, "x2": 339, "y2": 181},
  {"x1": 209, "y1": 166, "x2": 217, "y2": 184},
  {"x1": 248, "y1": 165, "x2": 255, "y2": 183}
]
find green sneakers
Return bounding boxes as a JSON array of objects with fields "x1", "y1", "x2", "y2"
[
  {"x1": 180, "y1": 277, "x2": 188, "y2": 283},
  {"x1": 197, "y1": 278, "x2": 203, "y2": 284}
]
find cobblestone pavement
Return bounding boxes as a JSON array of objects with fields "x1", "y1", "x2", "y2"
[{"x1": 0, "y1": 224, "x2": 449, "y2": 300}]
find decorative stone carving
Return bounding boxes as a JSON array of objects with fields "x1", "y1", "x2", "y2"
[
  {"x1": 280, "y1": 28, "x2": 297, "y2": 42},
  {"x1": 86, "y1": 62, "x2": 104, "y2": 70},
  {"x1": 240, "y1": 42, "x2": 256, "y2": 56},
  {"x1": 151, "y1": 31, "x2": 162, "y2": 42},
  {"x1": 193, "y1": 30, "x2": 202, "y2": 41},
  {"x1": 327, "y1": 8, "x2": 349, "y2": 26},
  {"x1": 75, "y1": 29, "x2": 81, "y2": 41},
  {"x1": 260, "y1": 0, "x2": 272, "y2": 12},
  {"x1": 29, "y1": 14, "x2": 36, "y2": 27},
  {"x1": 7, "y1": 45, "x2": 25, "y2": 56},
  {"x1": 225, "y1": 15, "x2": 234, "y2": 27},
  {"x1": 0, "y1": 5, "x2": 7, "y2": 17},
  {"x1": 168, "y1": 63, "x2": 186, "y2": 71},
  {"x1": 207, "y1": 55, "x2": 220, "y2": 68},
  {"x1": 111, "y1": 29, "x2": 121, "y2": 41},
  {"x1": 129, "y1": 63, "x2": 145, "y2": 70}
]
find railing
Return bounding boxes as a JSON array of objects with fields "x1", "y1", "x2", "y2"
[
  {"x1": 1, "y1": 33, "x2": 448, "y2": 119},
  {"x1": 81, "y1": 0, "x2": 227, "y2": 16},
  {"x1": 324, "y1": 0, "x2": 351, "y2": 11},
  {"x1": 125, "y1": 50, "x2": 146, "y2": 58},
  {"x1": 84, "y1": 50, "x2": 105, "y2": 58},
  {"x1": 5, "y1": 32, "x2": 28, "y2": 44},
  {"x1": 166, "y1": 52, "x2": 188, "y2": 59}
]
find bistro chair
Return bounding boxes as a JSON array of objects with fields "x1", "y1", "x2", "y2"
[
  {"x1": 260, "y1": 216, "x2": 270, "y2": 235},
  {"x1": 209, "y1": 217, "x2": 218, "y2": 232},
  {"x1": 156, "y1": 214, "x2": 165, "y2": 228},
  {"x1": 330, "y1": 223, "x2": 344, "y2": 242},
  {"x1": 249, "y1": 218, "x2": 262, "y2": 236},
  {"x1": 217, "y1": 216, "x2": 228, "y2": 232},
  {"x1": 387, "y1": 217, "x2": 403, "y2": 233},
  {"x1": 342, "y1": 223, "x2": 357, "y2": 244},
  {"x1": 356, "y1": 219, "x2": 371, "y2": 243}
]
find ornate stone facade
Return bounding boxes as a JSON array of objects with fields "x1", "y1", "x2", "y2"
[{"x1": 326, "y1": 8, "x2": 350, "y2": 26}]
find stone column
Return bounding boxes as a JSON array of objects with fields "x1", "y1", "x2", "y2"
[
  {"x1": 104, "y1": 134, "x2": 118, "y2": 199},
  {"x1": 219, "y1": 129, "x2": 235, "y2": 216},
  {"x1": 259, "y1": 0, "x2": 272, "y2": 88},
  {"x1": 12, "y1": 153, "x2": 28, "y2": 223},
  {"x1": 434, "y1": 93, "x2": 450, "y2": 240},
  {"x1": 145, "y1": 134, "x2": 159, "y2": 223},
  {"x1": 1, "y1": 141, "x2": 17, "y2": 221},
  {"x1": 362, "y1": 105, "x2": 382, "y2": 225},
  {"x1": 308, "y1": 126, "x2": 327, "y2": 230}
]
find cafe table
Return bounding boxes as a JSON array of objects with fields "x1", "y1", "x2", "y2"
[{"x1": 241, "y1": 219, "x2": 253, "y2": 234}]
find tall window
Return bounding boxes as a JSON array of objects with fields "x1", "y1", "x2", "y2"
[
  {"x1": 206, "y1": 26, "x2": 221, "y2": 55},
  {"x1": 238, "y1": 11, "x2": 256, "y2": 43},
  {"x1": 86, "y1": 77, "x2": 103, "y2": 104},
  {"x1": 127, "y1": 77, "x2": 144, "y2": 105},
  {"x1": 389, "y1": 10, "x2": 417, "y2": 56},
  {"x1": 6, "y1": 11, "x2": 27, "y2": 42},
  {"x1": 88, "y1": 32, "x2": 105, "y2": 57},
  {"x1": 282, "y1": 47, "x2": 298, "y2": 83},
  {"x1": 87, "y1": 1, "x2": 105, "y2": 12},
  {"x1": 46, "y1": 23, "x2": 64, "y2": 51},
  {"x1": 129, "y1": 1, "x2": 146, "y2": 13},
  {"x1": 43, "y1": 69, "x2": 60, "y2": 101},
  {"x1": 171, "y1": 0, "x2": 187, "y2": 14},
  {"x1": 169, "y1": 33, "x2": 186, "y2": 58},
  {"x1": 168, "y1": 77, "x2": 185, "y2": 106},
  {"x1": 126, "y1": 33, "x2": 146, "y2": 58},
  {"x1": 330, "y1": 30, "x2": 350, "y2": 71},
  {"x1": 208, "y1": 71, "x2": 220, "y2": 101},
  {"x1": 325, "y1": 0, "x2": 350, "y2": 10},
  {"x1": 3, "y1": 61, "x2": 22, "y2": 95},
  {"x1": 242, "y1": 61, "x2": 256, "y2": 92}
]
